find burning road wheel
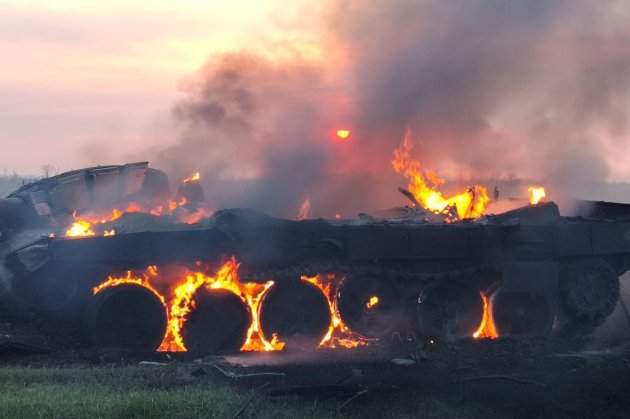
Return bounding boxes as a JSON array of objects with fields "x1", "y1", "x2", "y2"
[
  {"x1": 181, "y1": 288, "x2": 251, "y2": 354},
  {"x1": 85, "y1": 284, "x2": 167, "y2": 351},
  {"x1": 259, "y1": 279, "x2": 331, "y2": 349},
  {"x1": 560, "y1": 258, "x2": 619, "y2": 326},
  {"x1": 491, "y1": 289, "x2": 553, "y2": 338},
  {"x1": 337, "y1": 274, "x2": 405, "y2": 339},
  {"x1": 418, "y1": 280, "x2": 483, "y2": 342}
]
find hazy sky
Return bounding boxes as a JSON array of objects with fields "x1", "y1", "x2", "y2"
[
  {"x1": 0, "y1": 0, "x2": 323, "y2": 174},
  {"x1": 1, "y1": 0, "x2": 629, "y2": 197}
]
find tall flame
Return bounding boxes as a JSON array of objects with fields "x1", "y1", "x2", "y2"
[
  {"x1": 473, "y1": 292, "x2": 498, "y2": 339},
  {"x1": 392, "y1": 129, "x2": 489, "y2": 219}
]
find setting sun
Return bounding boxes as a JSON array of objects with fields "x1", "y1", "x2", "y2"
[{"x1": 335, "y1": 129, "x2": 351, "y2": 140}]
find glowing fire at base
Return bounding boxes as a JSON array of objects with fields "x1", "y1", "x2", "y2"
[
  {"x1": 528, "y1": 186, "x2": 546, "y2": 205},
  {"x1": 303, "y1": 274, "x2": 373, "y2": 349},
  {"x1": 92, "y1": 261, "x2": 373, "y2": 353},
  {"x1": 93, "y1": 259, "x2": 287, "y2": 353},
  {"x1": 158, "y1": 259, "x2": 284, "y2": 352},
  {"x1": 473, "y1": 292, "x2": 498, "y2": 339},
  {"x1": 392, "y1": 129, "x2": 489, "y2": 220},
  {"x1": 93, "y1": 258, "x2": 499, "y2": 350}
]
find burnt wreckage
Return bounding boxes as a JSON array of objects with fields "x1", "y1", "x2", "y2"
[{"x1": 0, "y1": 163, "x2": 628, "y2": 352}]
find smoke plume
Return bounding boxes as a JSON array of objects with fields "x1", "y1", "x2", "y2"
[{"x1": 152, "y1": 0, "x2": 630, "y2": 215}]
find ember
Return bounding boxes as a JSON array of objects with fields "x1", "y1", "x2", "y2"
[{"x1": 366, "y1": 296, "x2": 379, "y2": 309}]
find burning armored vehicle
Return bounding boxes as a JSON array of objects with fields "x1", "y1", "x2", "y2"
[{"x1": 0, "y1": 162, "x2": 628, "y2": 354}]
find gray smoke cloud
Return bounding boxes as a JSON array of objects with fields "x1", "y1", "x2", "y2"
[
  {"x1": 152, "y1": 0, "x2": 630, "y2": 216},
  {"x1": 328, "y1": 0, "x2": 630, "y2": 192},
  {"x1": 153, "y1": 52, "x2": 399, "y2": 217}
]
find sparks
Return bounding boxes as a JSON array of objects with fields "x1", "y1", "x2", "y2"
[{"x1": 303, "y1": 274, "x2": 373, "y2": 349}]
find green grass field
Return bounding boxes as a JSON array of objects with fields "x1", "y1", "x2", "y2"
[{"x1": 0, "y1": 363, "x2": 486, "y2": 419}]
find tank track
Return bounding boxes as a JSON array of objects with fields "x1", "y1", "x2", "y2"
[{"x1": 245, "y1": 260, "x2": 484, "y2": 286}]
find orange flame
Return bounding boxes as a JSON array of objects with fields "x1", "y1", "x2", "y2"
[
  {"x1": 159, "y1": 259, "x2": 284, "y2": 352},
  {"x1": 93, "y1": 259, "x2": 285, "y2": 353},
  {"x1": 183, "y1": 172, "x2": 201, "y2": 183},
  {"x1": 63, "y1": 178, "x2": 212, "y2": 237},
  {"x1": 528, "y1": 186, "x2": 546, "y2": 205},
  {"x1": 93, "y1": 268, "x2": 164, "y2": 304},
  {"x1": 65, "y1": 215, "x2": 95, "y2": 237},
  {"x1": 473, "y1": 292, "x2": 498, "y2": 339},
  {"x1": 92, "y1": 259, "x2": 375, "y2": 352},
  {"x1": 366, "y1": 296, "x2": 379, "y2": 309},
  {"x1": 303, "y1": 274, "x2": 372, "y2": 349},
  {"x1": 392, "y1": 129, "x2": 489, "y2": 220}
]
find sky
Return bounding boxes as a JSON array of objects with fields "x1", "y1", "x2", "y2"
[
  {"x1": 0, "y1": 0, "x2": 323, "y2": 174},
  {"x1": 1, "y1": 0, "x2": 630, "y2": 214}
]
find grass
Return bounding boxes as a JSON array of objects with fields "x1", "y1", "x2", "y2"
[
  {"x1": 0, "y1": 363, "x2": 492, "y2": 419},
  {"x1": 0, "y1": 364, "x2": 323, "y2": 418}
]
